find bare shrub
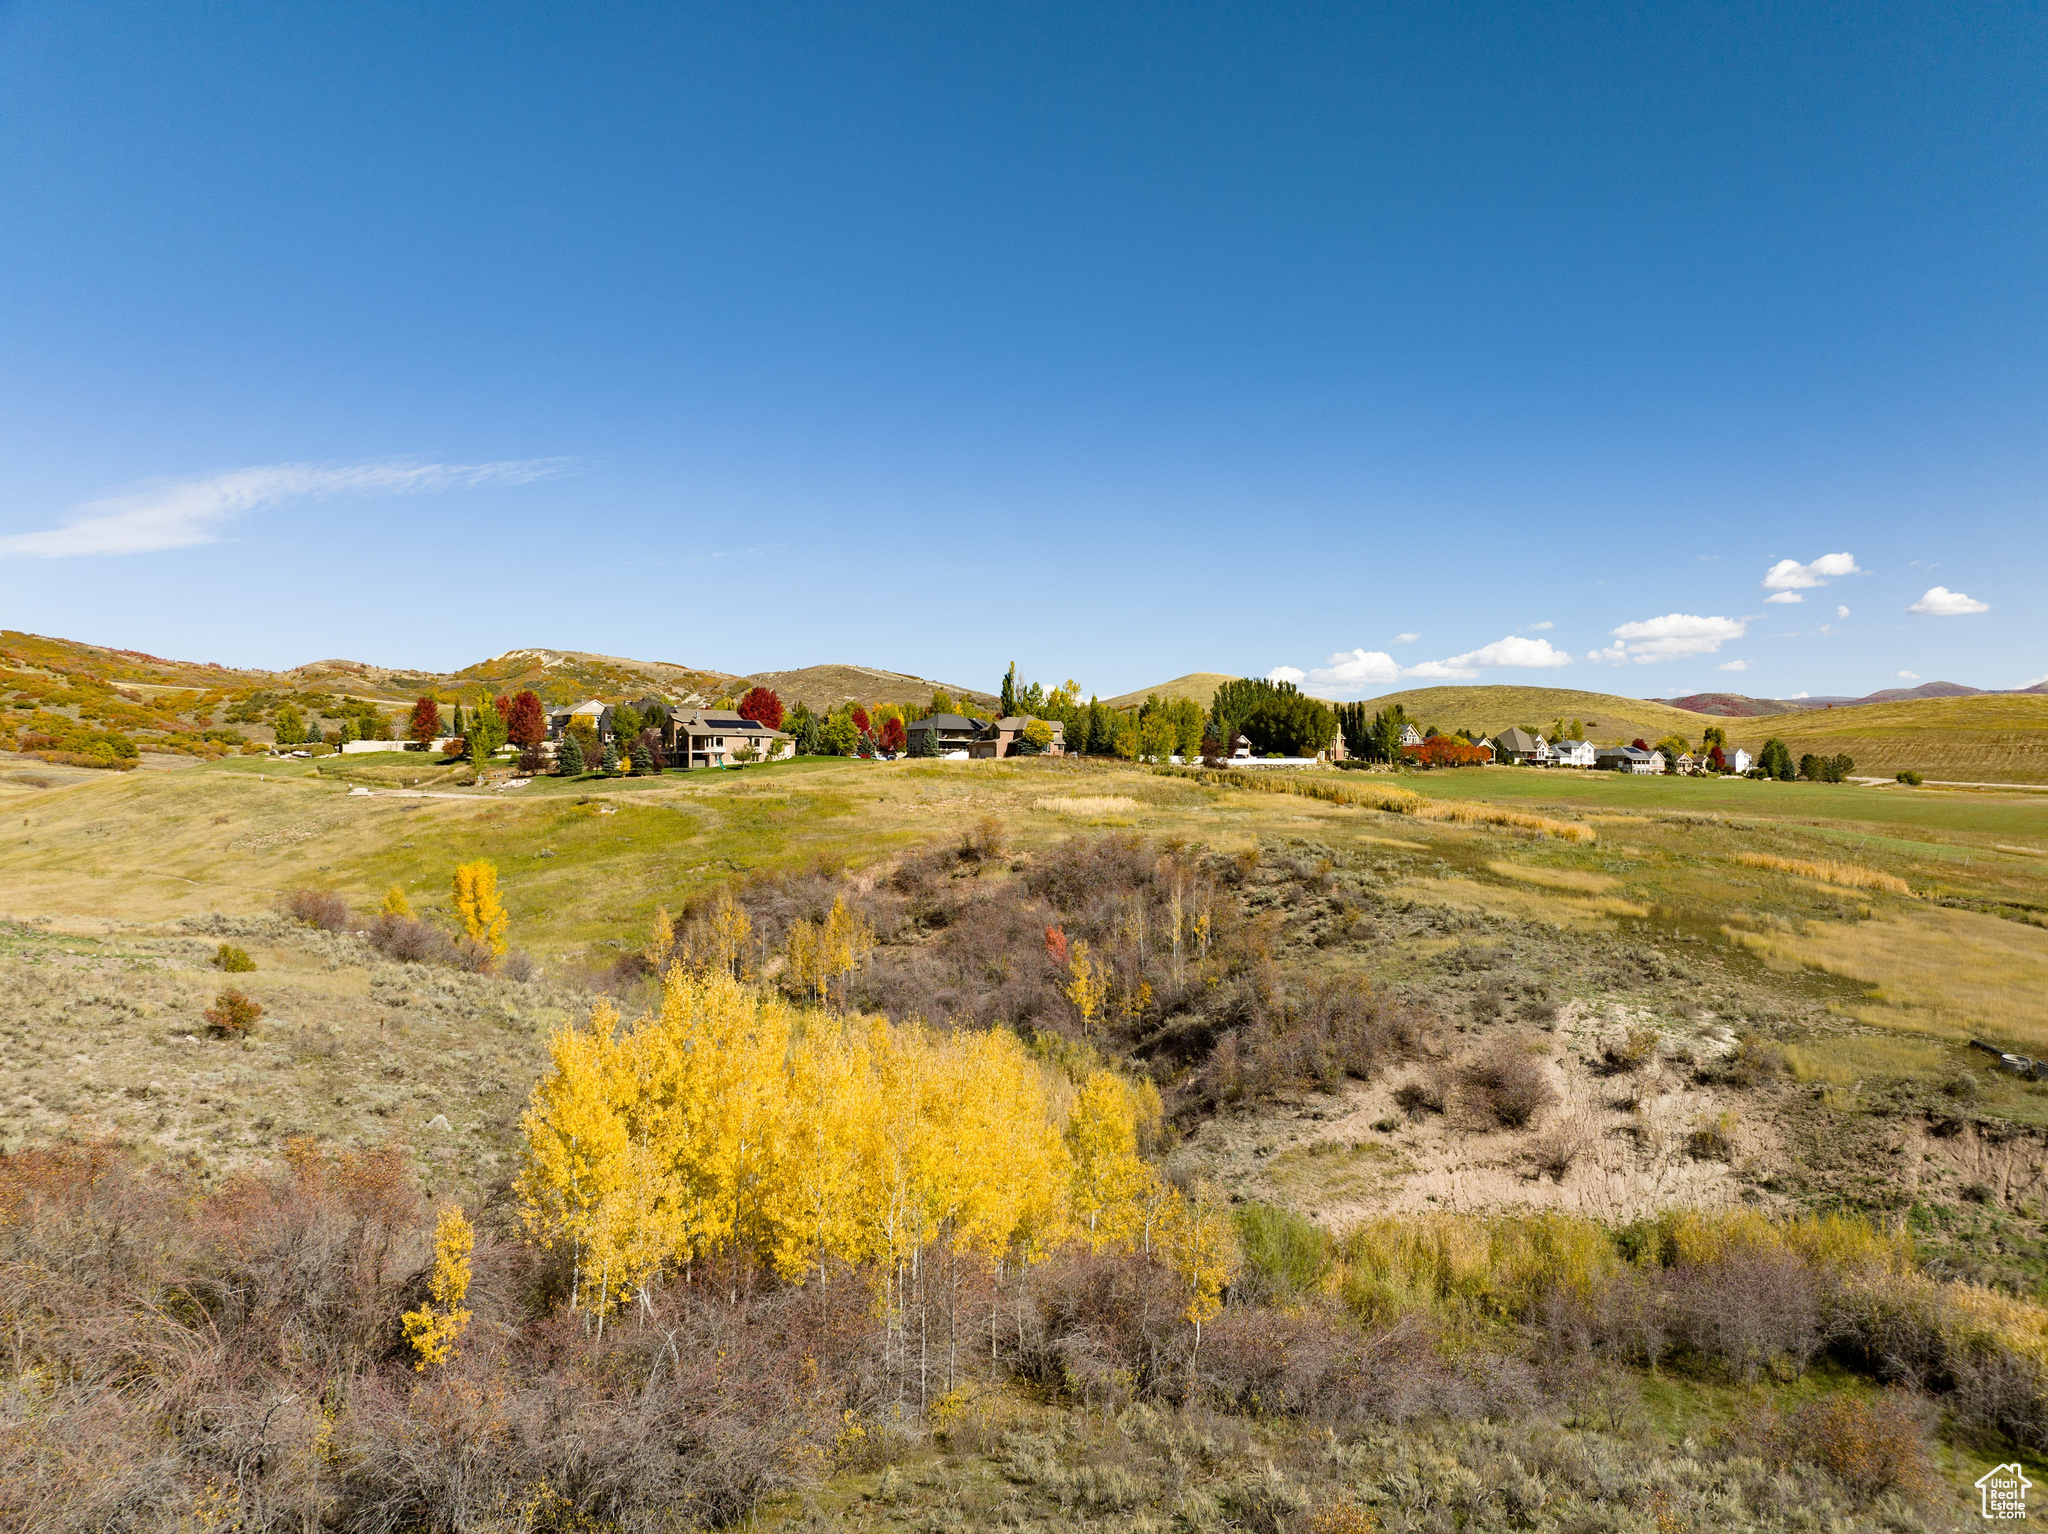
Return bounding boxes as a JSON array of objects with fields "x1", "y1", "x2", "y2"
[
  {"x1": 1686, "y1": 1111, "x2": 1737, "y2": 1161},
  {"x1": 368, "y1": 914, "x2": 457, "y2": 965},
  {"x1": 1530, "y1": 1113, "x2": 1593, "y2": 1181},
  {"x1": 280, "y1": 888, "x2": 351, "y2": 932},
  {"x1": 1666, "y1": 1247, "x2": 1824, "y2": 1380},
  {"x1": 1460, "y1": 1039, "x2": 1555, "y2": 1129},
  {"x1": 499, "y1": 950, "x2": 538, "y2": 983}
]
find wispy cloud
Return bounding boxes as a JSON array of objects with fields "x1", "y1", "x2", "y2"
[
  {"x1": 1393, "y1": 632, "x2": 1419, "y2": 645},
  {"x1": 1590, "y1": 613, "x2": 1746, "y2": 664},
  {"x1": 1909, "y1": 585, "x2": 1989, "y2": 615},
  {"x1": 1525, "y1": 620, "x2": 1554, "y2": 630},
  {"x1": 1837, "y1": 605, "x2": 1850, "y2": 618},
  {"x1": 1269, "y1": 635, "x2": 1572, "y2": 696},
  {"x1": 1897, "y1": 670, "x2": 1920, "y2": 680},
  {"x1": 1718, "y1": 660, "x2": 1748, "y2": 672},
  {"x1": 0, "y1": 457, "x2": 574, "y2": 558},
  {"x1": 1762, "y1": 551, "x2": 1861, "y2": 592}
]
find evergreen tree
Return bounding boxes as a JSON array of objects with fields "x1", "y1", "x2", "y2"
[
  {"x1": 1000, "y1": 663, "x2": 1017, "y2": 717},
  {"x1": 557, "y1": 731, "x2": 586, "y2": 775},
  {"x1": 630, "y1": 736, "x2": 654, "y2": 773},
  {"x1": 601, "y1": 738, "x2": 620, "y2": 773}
]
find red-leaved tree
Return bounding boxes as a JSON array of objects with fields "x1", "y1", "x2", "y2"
[
  {"x1": 879, "y1": 716, "x2": 906, "y2": 754},
  {"x1": 407, "y1": 697, "x2": 442, "y2": 746},
  {"x1": 851, "y1": 706, "x2": 871, "y2": 736},
  {"x1": 736, "y1": 686, "x2": 784, "y2": 731},
  {"x1": 1403, "y1": 735, "x2": 1490, "y2": 769},
  {"x1": 506, "y1": 690, "x2": 547, "y2": 747},
  {"x1": 1632, "y1": 738, "x2": 1650, "y2": 751}
]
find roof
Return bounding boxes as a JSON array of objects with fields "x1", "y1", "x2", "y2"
[
  {"x1": 677, "y1": 709, "x2": 781, "y2": 734},
  {"x1": 1496, "y1": 727, "x2": 1541, "y2": 752},
  {"x1": 909, "y1": 714, "x2": 986, "y2": 731},
  {"x1": 1597, "y1": 745, "x2": 1652, "y2": 760},
  {"x1": 994, "y1": 715, "x2": 1061, "y2": 730}
]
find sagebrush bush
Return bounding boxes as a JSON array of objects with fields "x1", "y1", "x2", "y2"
[{"x1": 213, "y1": 942, "x2": 255, "y2": 972}]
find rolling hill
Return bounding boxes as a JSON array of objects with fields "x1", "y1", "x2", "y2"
[
  {"x1": 1360, "y1": 685, "x2": 1715, "y2": 746},
  {"x1": 1716, "y1": 694, "x2": 2048, "y2": 784},
  {"x1": 1101, "y1": 672, "x2": 1242, "y2": 710},
  {"x1": 728, "y1": 663, "x2": 995, "y2": 713}
]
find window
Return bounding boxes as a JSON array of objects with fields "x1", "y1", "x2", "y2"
[{"x1": 713, "y1": 737, "x2": 724, "y2": 747}]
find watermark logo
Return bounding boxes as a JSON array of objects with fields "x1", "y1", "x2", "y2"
[{"x1": 1977, "y1": 1463, "x2": 2032, "y2": 1520}]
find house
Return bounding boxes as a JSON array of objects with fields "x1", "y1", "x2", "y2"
[
  {"x1": 1674, "y1": 751, "x2": 1698, "y2": 775},
  {"x1": 1725, "y1": 747, "x2": 1752, "y2": 774},
  {"x1": 969, "y1": 716, "x2": 1066, "y2": 759},
  {"x1": 1493, "y1": 726, "x2": 1546, "y2": 764},
  {"x1": 1596, "y1": 746, "x2": 1661, "y2": 775},
  {"x1": 1551, "y1": 738, "x2": 1597, "y2": 768},
  {"x1": 670, "y1": 708, "x2": 791, "y2": 768},
  {"x1": 905, "y1": 713, "x2": 990, "y2": 758},
  {"x1": 1399, "y1": 723, "x2": 1424, "y2": 748},
  {"x1": 547, "y1": 698, "x2": 613, "y2": 744},
  {"x1": 1231, "y1": 733, "x2": 1253, "y2": 759}
]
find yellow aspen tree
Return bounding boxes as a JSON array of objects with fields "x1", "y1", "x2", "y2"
[
  {"x1": 1065, "y1": 941, "x2": 1105, "y2": 1035},
  {"x1": 517, "y1": 1001, "x2": 636, "y2": 1311},
  {"x1": 645, "y1": 904, "x2": 675, "y2": 974},
  {"x1": 1160, "y1": 1185, "x2": 1239, "y2": 1343},
  {"x1": 785, "y1": 918, "x2": 824, "y2": 1004},
  {"x1": 452, "y1": 860, "x2": 509, "y2": 957},
  {"x1": 1065, "y1": 1070, "x2": 1156, "y2": 1250},
  {"x1": 821, "y1": 895, "x2": 875, "y2": 1007},
  {"x1": 711, "y1": 886, "x2": 752, "y2": 978},
  {"x1": 401, "y1": 1205, "x2": 474, "y2": 1369},
  {"x1": 380, "y1": 885, "x2": 413, "y2": 918}
]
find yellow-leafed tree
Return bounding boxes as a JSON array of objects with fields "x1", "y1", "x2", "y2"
[
  {"x1": 380, "y1": 885, "x2": 413, "y2": 918},
  {"x1": 1067, "y1": 1071, "x2": 1158, "y2": 1251},
  {"x1": 401, "y1": 1205, "x2": 474, "y2": 1369},
  {"x1": 452, "y1": 860, "x2": 508, "y2": 957}
]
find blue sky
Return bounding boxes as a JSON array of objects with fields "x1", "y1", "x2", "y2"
[{"x1": 0, "y1": 2, "x2": 2041, "y2": 700}]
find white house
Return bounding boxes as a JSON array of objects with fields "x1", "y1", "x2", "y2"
[
  {"x1": 1551, "y1": 738, "x2": 1597, "y2": 768},
  {"x1": 1399, "y1": 723, "x2": 1424, "y2": 748},
  {"x1": 1726, "y1": 747, "x2": 1752, "y2": 773}
]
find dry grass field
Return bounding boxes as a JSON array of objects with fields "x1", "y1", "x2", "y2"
[{"x1": 11, "y1": 749, "x2": 2048, "y2": 1527}]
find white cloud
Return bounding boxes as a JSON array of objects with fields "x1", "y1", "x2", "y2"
[
  {"x1": 1909, "y1": 585, "x2": 1989, "y2": 615},
  {"x1": 1394, "y1": 633, "x2": 1419, "y2": 645},
  {"x1": 1764, "y1": 591, "x2": 1803, "y2": 604},
  {"x1": 1762, "y1": 551, "x2": 1862, "y2": 591},
  {"x1": 1598, "y1": 613, "x2": 1746, "y2": 663},
  {"x1": 0, "y1": 457, "x2": 573, "y2": 558},
  {"x1": 1897, "y1": 671, "x2": 1919, "y2": 681},
  {"x1": 1837, "y1": 605, "x2": 1850, "y2": 618},
  {"x1": 1526, "y1": 620, "x2": 1553, "y2": 630},
  {"x1": 1792, "y1": 691, "x2": 1811, "y2": 699},
  {"x1": 2023, "y1": 674, "x2": 2047, "y2": 688},
  {"x1": 1274, "y1": 635, "x2": 1573, "y2": 696},
  {"x1": 1718, "y1": 660, "x2": 1748, "y2": 672}
]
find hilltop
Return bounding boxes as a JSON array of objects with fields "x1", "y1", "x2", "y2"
[
  {"x1": 1358, "y1": 684, "x2": 1712, "y2": 744},
  {"x1": 1100, "y1": 671, "x2": 1241, "y2": 710},
  {"x1": 729, "y1": 663, "x2": 994, "y2": 712}
]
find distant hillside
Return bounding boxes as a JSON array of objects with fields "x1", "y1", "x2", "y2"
[
  {"x1": 732, "y1": 664, "x2": 995, "y2": 713},
  {"x1": 1659, "y1": 681, "x2": 1996, "y2": 715},
  {"x1": 1721, "y1": 695, "x2": 2048, "y2": 784},
  {"x1": 1361, "y1": 685, "x2": 1711, "y2": 746},
  {"x1": 444, "y1": 650, "x2": 736, "y2": 707},
  {"x1": 1101, "y1": 672, "x2": 1242, "y2": 711}
]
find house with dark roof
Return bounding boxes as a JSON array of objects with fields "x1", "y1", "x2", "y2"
[
  {"x1": 669, "y1": 708, "x2": 790, "y2": 768},
  {"x1": 1596, "y1": 745, "x2": 1663, "y2": 775},
  {"x1": 1494, "y1": 726, "x2": 1549, "y2": 764},
  {"x1": 905, "y1": 713, "x2": 988, "y2": 757}
]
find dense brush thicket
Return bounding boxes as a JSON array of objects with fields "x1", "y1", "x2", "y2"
[
  {"x1": 11, "y1": 1145, "x2": 2041, "y2": 1530},
  {"x1": 656, "y1": 832, "x2": 1434, "y2": 1114}
]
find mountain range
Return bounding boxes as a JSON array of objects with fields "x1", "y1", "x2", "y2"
[{"x1": 1654, "y1": 680, "x2": 2048, "y2": 717}]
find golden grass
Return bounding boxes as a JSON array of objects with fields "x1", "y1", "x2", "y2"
[
  {"x1": 1729, "y1": 906, "x2": 2048, "y2": 1052},
  {"x1": 1408, "y1": 877, "x2": 1648, "y2": 928},
  {"x1": 1735, "y1": 852, "x2": 1911, "y2": 895},
  {"x1": 1165, "y1": 766, "x2": 1595, "y2": 842},
  {"x1": 1485, "y1": 860, "x2": 1622, "y2": 894},
  {"x1": 1034, "y1": 795, "x2": 1139, "y2": 817},
  {"x1": 1782, "y1": 1035, "x2": 1952, "y2": 1086}
]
